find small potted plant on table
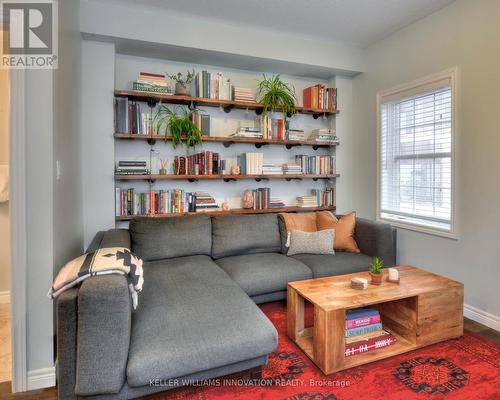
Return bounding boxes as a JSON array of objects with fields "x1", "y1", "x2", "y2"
[{"x1": 369, "y1": 256, "x2": 384, "y2": 285}]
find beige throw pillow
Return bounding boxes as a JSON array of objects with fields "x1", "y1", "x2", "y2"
[{"x1": 286, "y1": 229, "x2": 336, "y2": 256}]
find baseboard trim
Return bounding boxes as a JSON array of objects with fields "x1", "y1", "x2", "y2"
[
  {"x1": 0, "y1": 291, "x2": 10, "y2": 304},
  {"x1": 27, "y1": 367, "x2": 56, "y2": 391},
  {"x1": 464, "y1": 304, "x2": 500, "y2": 332}
]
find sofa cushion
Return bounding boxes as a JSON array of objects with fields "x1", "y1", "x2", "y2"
[
  {"x1": 129, "y1": 214, "x2": 212, "y2": 261},
  {"x1": 292, "y1": 252, "x2": 372, "y2": 278},
  {"x1": 211, "y1": 214, "x2": 281, "y2": 259},
  {"x1": 126, "y1": 255, "x2": 278, "y2": 387},
  {"x1": 215, "y1": 253, "x2": 312, "y2": 297}
]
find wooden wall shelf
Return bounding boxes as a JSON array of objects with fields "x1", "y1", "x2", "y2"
[
  {"x1": 114, "y1": 133, "x2": 338, "y2": 149},
  {"x1": 115, "y1": 206, "x2": 336, "y2": 221},
  {"x1": 115, "y1": 174, "x2": 340, "y2": 182},
  {"x1": 114, "y1": 89, "x2": 339, "y2": 118}
]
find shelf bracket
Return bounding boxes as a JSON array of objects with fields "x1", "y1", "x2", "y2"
[
  {"x1": 255, "y1": 143, "x2": 269, "y2": 149},
  {"x1": 223, "y1": 178, "x2": 236, "y2": 182},
  {"x1": 286, "y1": 177, "x2": 302, "y2": 181},
  {"x1": 148, "y1": 178, "x2": 156, "y2": 184},
  {"x1": 223, "y1": 105, "x2": 234, "y2": 113},
  {"x1": 285, "y1": 143, "x2": 301, "y2": 150},
  {"x1": 312, "y1": 113, "x2": 321, "y2": 120},
  {"x1": 187, "y1": 178, "x2": 199, "y2": 182},
  {"x1": 312, "y1": 145, "x2": 320, "y2": 151},
  {"x1": 147, "y1": 99, "x2": 158, "y2": 108},
  {"x1": 147, "y1": 138, "x2": 157, "y2": 146},
  {"x1": 223, "y1": 141, "x2": 234, "y2": 148},
  {"x1": 255, "y1": 108, "x2": 263, "y2": 115}
]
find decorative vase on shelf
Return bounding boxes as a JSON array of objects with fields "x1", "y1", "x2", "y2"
[
  {"x1": 175, "y1": 82, "x2": 191, "y2": 95},
  {"x1": 242, "y1": 190, "x2": 254, "y2": 209}
]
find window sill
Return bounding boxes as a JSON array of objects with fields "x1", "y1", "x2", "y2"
[{"x1": 378, "y1": 217, "x2": 458, "y2": 240}]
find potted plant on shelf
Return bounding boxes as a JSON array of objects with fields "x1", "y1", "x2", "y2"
[
  {"x1": 369, "y1": 256, "x2": 384, "y2": 285},
  {"x1": 154, "y1": 105, "x2": 202, "y2": 153},
  {"x1": 256, "y1": 74, "x2": 297, "y2": 122},
  {"x1": 168, "y1": 69, "x2": 196, "y2": 95}
]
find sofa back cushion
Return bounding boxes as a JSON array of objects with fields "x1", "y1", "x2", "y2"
[
  {"x1": 211, "y1": 214, "x2": 281, "y2": 259},
  {"x1": 129, "y1": 215, "x2": 212, "y2": 261}
]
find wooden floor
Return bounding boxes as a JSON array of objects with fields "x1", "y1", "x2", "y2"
[
  {"x1": 0, "y1": 303, "x2": 12, "y2": 383},
  {"x1": 0, "y1": 317, "x2": 497, "y2": 400}
]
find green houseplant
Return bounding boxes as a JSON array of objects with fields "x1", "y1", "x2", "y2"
[
  {"x1": 168, "y1": 69, "x2": 196, "y2": 95},
  {"x1": 369, "y1": 256, "x2": 384, "y2": 285},
  {"x1": 154, "y1": 105, "x2": 202, "y2": 154},
  {"x1": 256, "y1": 74, "x2": 297, "y2": 122}
]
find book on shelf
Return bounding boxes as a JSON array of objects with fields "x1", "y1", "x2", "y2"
[
  {"x1": 133, "y1": 72, "x2": 172, "y2": 94},
  {"x1": 295, "y1": 154, "x2": 336, "y2": 175},
  {"x1": 249, "y1": 187, "x2": 271, "y2": 210},
  {"x1": 232, "y1": 127, "x2": 263, "y2": 138},
  {"x1": 195, "y1": 71, "x2": 231, "y2": 100},
  {"x1": 346, "y1": 322, "x2": 383, "y2": 338},
  {"x1": 174, "y1": 151, "x2": 225, "y2": 175},
  {"x1": 237, "y1": 152, "x2": 263, "y2": 175},
  {"x1": 232, "y1": 87, "x2": 255, "y2": 102},
  {"x1": 344, "y1": 330, "x2": 397, "y2": 357},
  {"x1": 255, "y1": 115, "x2": 285, "y2": 140},
  {"x1": 287, "y1": 129, "x2": 305, "y2": 141},
  {"x1": 194, "y1": 192, "x2": 219, "y2": 212},
  {"x1": 262, "y1": 163, "x2": 284, "y2": 175},
  {"x1": 296, "y1": 195, "x2": 318, "y2": 207},
  {"x1": 309, "y1": 128, "x2": 338, "y2": 143},
  {"x1": 282, "y1": 164, "x2": 302, "y2": 175},
  {"x1": 311, "y1": 187, "x2": 335, "y2": 207},
  {"x1": 115, "y1": 188, "x2": 195, "y2": 216},
  {"x1": 269, "y1": 198, "x2": 285, "y2": 208},
  {"x1": 303, "y1": 84, "x2": 337, "y2": 111},
  {"x1": 114, "y1": 98, "x2": 152, "y2": 135},
  {"x1": 115, "y1": 160, "x2": 149, "y2": 175},
  {"x1": 192, "y1": 112, "x2": 211, "y2": 136}
]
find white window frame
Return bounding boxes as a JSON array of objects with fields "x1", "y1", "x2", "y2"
[{"x1": 376, "y1": 68, "x2": 458, "y2": 239}]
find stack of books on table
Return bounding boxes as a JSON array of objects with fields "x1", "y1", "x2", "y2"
[
  {"x1": 115, "y1": 160, "x2": 149, "y2": 175},
  {"x1": 269, "y1": 198, "x2": 285, "y2": 208},
  {"x1": 309, "y1": 129, "x2": 339, "y2": 143},
  {"x1": 344, "y1": 308, "x2": 397, "y2": 357},
  {"x1": 287, "y1": 129, "x2": 305, "y2": 141},
  {"x1": 133, "y1": 72, "x2": 171, "y2": 93},
  {"x1": 232, "y1": 87, "x2": 255, "y2": 102},
  {"x1": 194, "y1": 192, "x2": 219, "y2": 213},
  {"x1": 231, "y1": 127, "x2": 263, "y2": 138},
  {"x1": 262, "y1": 163, "x2": 283, "y2": 175},
  {"x1": 237, "y1": 152, "x2": 263, "y2": 175},
  {"x1": 282, "y1": 164, "x2": 302, "y2": 175},
  {"x1": 297, "y1": 195, "x2": 318, "y2": 207}
]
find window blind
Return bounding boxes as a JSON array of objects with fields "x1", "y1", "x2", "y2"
[{"x1": 380, "y1": 85, "x2": 452, "y2": 231}]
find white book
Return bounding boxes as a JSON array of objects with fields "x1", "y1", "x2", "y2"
[{"x1": 115, "y1": 188, "x2": 121, "y2": 216}]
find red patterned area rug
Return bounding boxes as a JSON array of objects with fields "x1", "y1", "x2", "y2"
[{"x1": 153, "y1": 301, "x2": 500, "y2": 400}]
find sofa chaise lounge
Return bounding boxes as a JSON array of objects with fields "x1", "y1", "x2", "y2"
[{"x1": 56, "y1": 213, "x2": 396, "y2": 399}]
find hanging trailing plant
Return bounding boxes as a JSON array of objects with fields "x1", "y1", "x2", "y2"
[
  {"x1": 154, "y1": 105, "x2": 202, "y2": 153},
  {"x1": 257, "y1": 74, "x2": 297, "y2": 122}
]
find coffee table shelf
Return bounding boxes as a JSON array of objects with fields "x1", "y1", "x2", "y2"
[{"x1": 287, "y1": 266, "x2": 463, "y2": 374}]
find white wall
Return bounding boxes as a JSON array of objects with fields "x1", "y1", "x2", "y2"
[
  {"x1": 81, "y1": 40, "x2": 116, "y2": 248},
  {"x1": 0, "y1": 63, "x2": 9, "y2": 295},
  {"x1": 352, "y1": 0, "x2": 500, "y2": 321}
]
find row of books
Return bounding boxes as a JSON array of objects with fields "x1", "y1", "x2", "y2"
[
  {"x1": 115, "y1": 189, "x2": 219, "y2": 216},
  {"x1": 232, "y1": 87, "x2": 255, "y2": 102},
  {"x1": 114, "y1": 98, "x2": 152, "y2": 135},
  {"x1": 194, "y1": 71, "x2": 232, "y2": 100},
  {"x1": 132, "y1": 72, "x2": 171, "y2": 94},
  {"x1": 231, "y1": 127, "x2": 262, "y2": 139},
  {"x1": 303, "y1": 84, "x2": 337, "y2": 111},
  {"x1": 115, "y1": 160, "x2": 149, "y2": 175},
  {"x1": 237, "y1": 152, "x2": 263, "y2": 175},
  {"x1": 344, "y1": 308, "x2": 396, "y2": 357},
  {"x1": 309, "y1": 128, "x2": 338, "y2": 143},
  {"x1": 295, "y1": 155, "x2": 336, "y2": 175},
  {"x1": 192, "y1": 112, "x2": 211, "y2": 136},
  {"x1": 250, "y1": 188, "x2": 271, "y2": 209},
  {"x1": 311, "y1": 187, "x2": 335, "y2": 207},
  {"x1": 256, "y1": 115, "x2": 285, "y2": 140},
  {"x1": 173, "y1": 152, "x2": 226, "y2": 175}
]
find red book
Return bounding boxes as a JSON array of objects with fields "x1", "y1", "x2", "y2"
[
  {"x1": 345, "y1": 332, "x2": 396, "y2": 357},
  {"x1": 277, "y1": 119, "x2": 283, "y2": 140},
  {"x1": 346, "y1": 315, "x2": 381, "y2": 329},
  {"x1": 303, "y1": 87, "x2": 312, "y2": 108},
  {"x1": 150, "y1": 190, "x2": 155, "y2": 215}
]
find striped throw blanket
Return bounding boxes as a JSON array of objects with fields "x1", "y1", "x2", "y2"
[{"x1": 48, "y1": 247, "x2": 144, "y2": 309}]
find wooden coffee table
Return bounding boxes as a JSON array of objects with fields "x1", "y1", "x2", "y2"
[{"x1": 287, "y1": 266, "x2": 463, "y2": 374}]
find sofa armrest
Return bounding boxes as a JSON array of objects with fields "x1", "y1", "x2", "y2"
[
  {"x1": 354, "y1": 218, "x2": 397, "y2": 266},
  {"x1": 75, "y1": 274, "x2": 131, "y2": 396}
]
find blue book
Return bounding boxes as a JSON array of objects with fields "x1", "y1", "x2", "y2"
[
  {"x1": 345, "y1": 322, "x2": 383, "y2": 338},
  {"x1": 346, "y1": 308, "x2": 380, "y2": 320}
]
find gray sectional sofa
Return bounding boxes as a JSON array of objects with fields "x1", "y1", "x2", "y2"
[{"x1": 56, "y1": 213, "x2": 396, "y2": 400}]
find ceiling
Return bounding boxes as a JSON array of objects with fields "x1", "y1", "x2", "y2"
[{"x1": 99, "y1": 0, "x2": 455, "y2": 47}]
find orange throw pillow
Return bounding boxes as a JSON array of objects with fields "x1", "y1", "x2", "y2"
[
  {"x1": 279, "y1": 212, "x2": 317, "y2": 233},
  {"x1": 316, "y1": 211, "x2": 360, "y2": 253}
]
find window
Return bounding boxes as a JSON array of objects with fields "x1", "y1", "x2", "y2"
[{"x1": 377, "y1": 70, "x2": 456, "y2": 236}]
